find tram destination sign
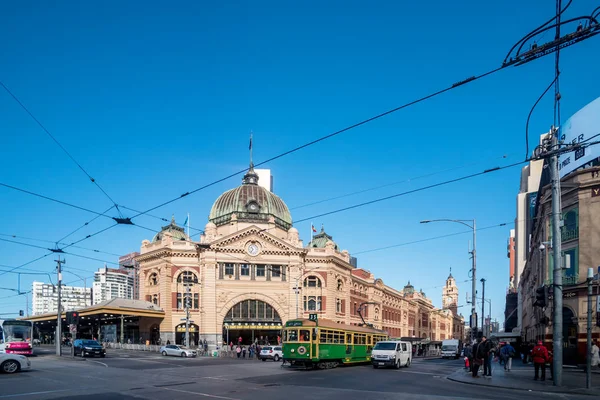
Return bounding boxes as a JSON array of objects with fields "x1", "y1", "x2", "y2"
[{"x1": 286, "y1": 321, "x2": 303, "y2": 327}]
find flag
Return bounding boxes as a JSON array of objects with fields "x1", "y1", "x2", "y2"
[
  {"x1": 183, "y1": 215, "x2": 188, "y2": 227},
  {"x1": 311, "y1": 224, "x2": 317, "y2": 233}
]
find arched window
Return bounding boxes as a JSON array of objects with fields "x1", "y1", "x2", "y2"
[
  {"x1": 149, "y1": 273, "x2": 159, "y2": 286},
  {"x1": 177, "y1": 271, "x2": 198, "y2": 285},
  {"x1": 303, "y1": 275, "x2": 321, "y2": 288}
]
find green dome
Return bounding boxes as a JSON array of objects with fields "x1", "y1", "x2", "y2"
[
  {"x1": 152, "y1": 217, "x2": 189, "y2": 242},
  {"x1": 208, "y1": 166, "x2": 292, "y2": 230}
]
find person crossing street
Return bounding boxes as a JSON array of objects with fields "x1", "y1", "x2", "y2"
[{"x1": 532, "y1": 340, "x2": 549, "y2": 381}]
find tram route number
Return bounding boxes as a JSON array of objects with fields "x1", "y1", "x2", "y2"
[{"x1": 309, "y1": 314, "x2": 318, "y2": 322}]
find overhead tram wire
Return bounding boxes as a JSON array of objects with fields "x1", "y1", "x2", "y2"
[
  {"x1": 0, "y1": 81, "x2": 122, "y2": 215},
  {"x1": 118, "y1": 205, "x2": 205, "y2": 235},
  {"x1": 0, "y1": 233, "x2": 122, "y2": 258},
  {"x1": 525, "y1": 77, "x2": 557, "y2": 160},
  {"x1": 55, "y1": 205, "x2": 116, "y2": 244},
  {"x1": 130, "y1": 13, "x2": 600, "y2": 222},
  {"x1": 290, "y1": 152, "x2": 515, "y2": 211}
]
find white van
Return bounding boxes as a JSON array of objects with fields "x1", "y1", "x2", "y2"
[{"x1": 371, "y1": 340, "x2": 412, "y2": 369}]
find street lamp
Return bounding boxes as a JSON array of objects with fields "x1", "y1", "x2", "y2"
[{"x1": 421, "y1": 218, "x2": 477, "y2": 342}]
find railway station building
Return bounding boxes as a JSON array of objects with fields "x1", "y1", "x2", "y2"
[{"x1": 136, "y1": 163, "x2": 464, "y2": 349}]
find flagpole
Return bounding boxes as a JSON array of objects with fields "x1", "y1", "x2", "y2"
[
  {"x1": 187, "y1": 213, "x2": 190, "y2": 237},
  {"x1": 311, "y1": 222, "x2": 313, "y2": 244}
]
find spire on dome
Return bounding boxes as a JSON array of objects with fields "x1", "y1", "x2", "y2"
[
  {"x1": 448, "y1": 267, "x2": 454, "y2": 279},
  {"x1": 242, "y1": 132, "x2": 259, "y2": 185}
]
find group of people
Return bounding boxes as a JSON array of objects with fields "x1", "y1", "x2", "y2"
[{"x1": 464, "y1": 337, "x2": 600, "y2": 382}]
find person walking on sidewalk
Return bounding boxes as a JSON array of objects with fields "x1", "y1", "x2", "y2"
[
  {"x1": 463, "y1": 343, "x2": 473, "y2": 372},
  {"x1": 471, "y1": 339, "x2": 484, "y2": 378},
  {"x1": 532, "y1": 340, "x2": 549, "y2": 381},
  {"x1": 501, "y1": 342, "x2": 516, "y2": 372},
  {"x1": 481, "y1": 336, "x2": 493, "y2": 377},
  {"x1": 592, "y1": 340, "x2": 600, "y2": 368}
]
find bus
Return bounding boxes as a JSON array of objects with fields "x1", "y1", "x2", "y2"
[
  {"x1": 282, "y1": 318, "x2": 388, "y2": 369},
  {"x1": 0, "y1": 319, "x2": 33, "y2": 355}
]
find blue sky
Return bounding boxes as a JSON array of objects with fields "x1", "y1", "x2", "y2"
[{"x1": 1, "y1": 1, "x2": 598, "y2": 324}]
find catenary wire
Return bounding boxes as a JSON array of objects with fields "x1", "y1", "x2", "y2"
[
  {"x1": 55, "y1": 205, "x2": 116, "y2": 244},
  {"x1": 0, "y1": 81, "x2": 122, "y2": 213},
  {"x1": 525, "y1": 77, "x2": 557, "y2": 159},
  {"x1": 0, "y1": 233, "x2": 122, "y2": 257}
]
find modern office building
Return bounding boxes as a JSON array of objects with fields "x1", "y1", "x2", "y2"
[{"x1": 92, "y1": 266, "x2": 134, "y2": 305}]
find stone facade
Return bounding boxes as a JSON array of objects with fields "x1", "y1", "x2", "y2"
[
  {"x1": 136, "y1": 165, "x2": 464, "y2": 349},
  {"x1": 519, "y1": 166, "x2": 600, "y2": 365}
]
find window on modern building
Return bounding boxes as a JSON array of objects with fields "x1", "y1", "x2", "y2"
[
  {"x1": 240, "y1": 264, "x2": 250, "y2": 276},
  {"x1": 271, "y1": 265, "x2": 281, "y2": 278},
  {"x1": 193, "y1": 293, "x2": 199, "y2": 309},
  {"x1": 177, "y1": 271, "x2": 198, "y2": 285},
  {"x1": 224, "y1": 263, "x2": 234, "y2": 276},
  {"x1": 304, "y1": 275, "x2": 321, "y2": 288},
  {"x1": 256, "y1": 265, "x2": 265, "y2": 277}
]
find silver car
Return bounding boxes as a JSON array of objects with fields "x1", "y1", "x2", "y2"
[
  {"x1": 159, "y1": 344, "x2": 197, "y2": 357},
  {"x1": 0, "y1": 353, "x2": 31, "y2": 374}
]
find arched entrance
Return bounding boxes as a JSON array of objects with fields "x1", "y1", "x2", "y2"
[
  {"x1": 562, "y1": 307, "x2": 578, "y2": 365},
  {"x1": 223, "y1": 299, "x2": 282, "y2": 346},
  {"x1": 176, "y1": 323, "x2": 199, "y2": 347}
]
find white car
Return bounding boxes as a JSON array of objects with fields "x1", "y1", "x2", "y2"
[
  {"x1": 259, "y1": 346, "x2": 283, "y2": 362},
  {"x1": 160, "y1": 344, "x2": 197, "y2": 357},
  {"x1": 0, "y1": 353, "x2": 31, "y2": 374}
]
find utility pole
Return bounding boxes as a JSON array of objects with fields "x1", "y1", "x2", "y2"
[
  {"x1": 55, "y1": 257, "x2": 64, "y2": 356},
  {"x1": 471, "y1": 221, "x2": 477, "y2": 341},
  {"x1": 480, "y1": 278, "x2": 486, "y2": 336},
  {"x1": 550, "y1": 126, "x2": 563, "y2": 386},
  {"x1": 586, "y1": 268, "x2": 593, "y2": 389},
  {"x1": 185, "y1": 279, "x2": 191, "y2": 347}
]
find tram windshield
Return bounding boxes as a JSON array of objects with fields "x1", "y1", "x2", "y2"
[
  {"x1": 373, "y1": 342, "x2": 397, "y2": 350},
  {"x1": 286, "y1": 330, "x2": 298, "y2": 341}
]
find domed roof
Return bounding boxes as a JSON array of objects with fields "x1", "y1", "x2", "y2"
[
  {"x1": 152, "y1": 216, "x2": 190, "y2": 242},
  {"x1": 209, "y1": 165, "x2": 292, "y2": 230},
  {"x1": 306, "y1": 225, "x2": 339, "y2": 250}
]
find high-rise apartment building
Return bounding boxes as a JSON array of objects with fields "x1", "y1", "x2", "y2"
[
  {"x1": 119, "y1": 252, "x2": 140, "y2": 300},
  {"x1": 92, "y1": 267, "x2": 134, "y2": 305},
  {"x1": 32, "y1": 281, "x2": 91, "y2": 315},
  {"x1": 255, "y1": 169, "x2": 273, "y2": 192}
]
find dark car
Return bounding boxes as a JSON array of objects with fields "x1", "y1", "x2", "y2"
[{"x1": 73, "y1": 339, "x2": 106, "y2": 358}]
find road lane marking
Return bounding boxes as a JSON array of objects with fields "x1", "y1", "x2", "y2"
[
  {"x1": 161, "y1": 387, "x2": 240, "y2": 399},
  {"x1": 0, "y1": 389, "x2": 72, "y2": 398},
  {"x1": 399, "y1": 370, "x2": 438, "y2": 375},
  {"x1": 89, "y1": 360, "x2": 108, "y2": 367}
]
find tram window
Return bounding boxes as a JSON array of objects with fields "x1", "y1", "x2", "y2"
[
  {"x1": 287, "y1": 330, "x2": 298, "y2": 341},
  {"x1": 320, "y1": 330, "x2": 328, "y2": 343},
  {"x1": 346, "y1": 333, "x2": 352, "y2": 344},
  {"x1": 367, "y1": 336, "x2": 372, "y2": 345},
  {"x1": 299, "y1": 330, "x2": 310, "y2": 342}
]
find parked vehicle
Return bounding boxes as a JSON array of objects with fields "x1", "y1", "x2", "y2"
[
  {"x1": 73, "y1": 339, "x2": 106, "y2": 358},
  {"x1": 441, "y1": 339, "x2": 460, "y2": 359},
  {"x1": 160, "y1": 344, "x2": 197, "y2": 357},
  {"x1": 0, "y1": 352, "x2": 31, "y2": 374},
  {"x1": 260, "y1": 346, "x2": 283, "y2": 361},
  {"x1": 371, "y1": 340, "x2": 412, "y2": 369}
]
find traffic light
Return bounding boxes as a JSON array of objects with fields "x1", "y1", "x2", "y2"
[
  {"x1": 19, "y1": 310, "x2": 24, "y2": 317},
  {"x1": 533, "y1": 285, "x2": 547, "y2": 307},
  {"x1": 67, "y1": 311, "x2": 80, "y2": 325}
]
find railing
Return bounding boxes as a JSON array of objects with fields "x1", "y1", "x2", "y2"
[{"x1": 104, "y1": 343, "x2": 162, "y2": 352}]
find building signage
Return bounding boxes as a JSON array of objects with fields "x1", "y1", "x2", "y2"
[
  {"x1": 592, "y1": 186, "x2": 600, "y2": 198},
  {"x1": 225, "y1": 324, "x2": 282, "y2": 330},
  {"x1": 559, "y1": 97, "x2": 600, "y2": 178}
]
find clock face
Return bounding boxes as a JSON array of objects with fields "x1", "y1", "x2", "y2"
[
  {"x1": 248, "y1": 202, "x2": 259, "y2": 212},
  {"x1": 247, "y1": 243, "x2": 259, "y2": 256}
]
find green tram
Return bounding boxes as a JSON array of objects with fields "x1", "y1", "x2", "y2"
[{"x1": 281, "y1": 318, "x2": 388, "y2": 369}]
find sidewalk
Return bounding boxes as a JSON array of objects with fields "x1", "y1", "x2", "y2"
[{"x1": 447, "y1": 362, "x2": 600, "y2": 396}]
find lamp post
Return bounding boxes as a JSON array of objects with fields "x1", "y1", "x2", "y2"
[{"x1": 421, "y1": 219, "x2": 476, "y2": 341}]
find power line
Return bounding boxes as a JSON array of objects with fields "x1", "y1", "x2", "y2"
[
  {"x1": 128, "y1": 17, "x2": 598, "y2": 221},
  {"x1": 293, "y1": 160, "x2": 526, "y2": 224},
  {"x1": 0, "y1": 81, "x2": 121, "y2": 212},
  {"x1": 0, "y1": 233, "x2": 122, "y2": 257},
  {"x1": 0, "y1": 253, "x2": 53, "y2": 278},
  {"x1": 55, "y1": 205, "x2": 116, "y2": 244},
  {"x1": 291, "y1": 153, "x2": 514, "y2": 211},
  {"x1": 0, "y1": 182, "x2": 115, "y2": 218},
  {"x1": 118, "y1": 205, "x2": 204, "y2": 234}
]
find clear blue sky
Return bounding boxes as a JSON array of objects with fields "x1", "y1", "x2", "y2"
[{"x1": 1, "y1": 1, "x2": 598, "y2": 324}]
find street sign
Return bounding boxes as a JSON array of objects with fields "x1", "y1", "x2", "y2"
[{"x1": 69, "y1": 324, "x2": 77, "y2": 334}]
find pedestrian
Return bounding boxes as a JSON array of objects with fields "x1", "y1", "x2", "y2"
[
  {"x1": 532, "y1": 340, "x2": 549, "y2": 381},
  {"x1": 203, "y1": 339, "x2": 208, "y2": 356},
  {"x1": 242, "y1": 346, "x2": 247, "y2": 359},
  {"x1": 501, "y1": 342, "x2": 516, "y2": 372},
  {"x1": 471, "y1": 339, "x2": 483, "y2": 378},
  {"x1": 463, "y1": 343, "x2": 473, "y2": 371},
  {"x1": 480, "y1": 336, "x2": 493, "y2": 377},
  {"x1": 592, "y1": 340, "x2": 600, "y2": 368}
]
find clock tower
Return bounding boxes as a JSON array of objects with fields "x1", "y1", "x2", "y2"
[{"x1": 442, "y1": 268, "x2": 459, "y2": 314}]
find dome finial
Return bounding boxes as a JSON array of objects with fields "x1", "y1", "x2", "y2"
[
  {"x1": 171, "y1": 214, "x2": 175, "y2": 224},
  {"x1": 242, "y1": 131, "x2": 259, "y2": 185}
]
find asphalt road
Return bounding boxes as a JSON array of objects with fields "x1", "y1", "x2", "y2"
[{"x1": 0, "y1": 349, "x2": 594, "y2": 400}]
